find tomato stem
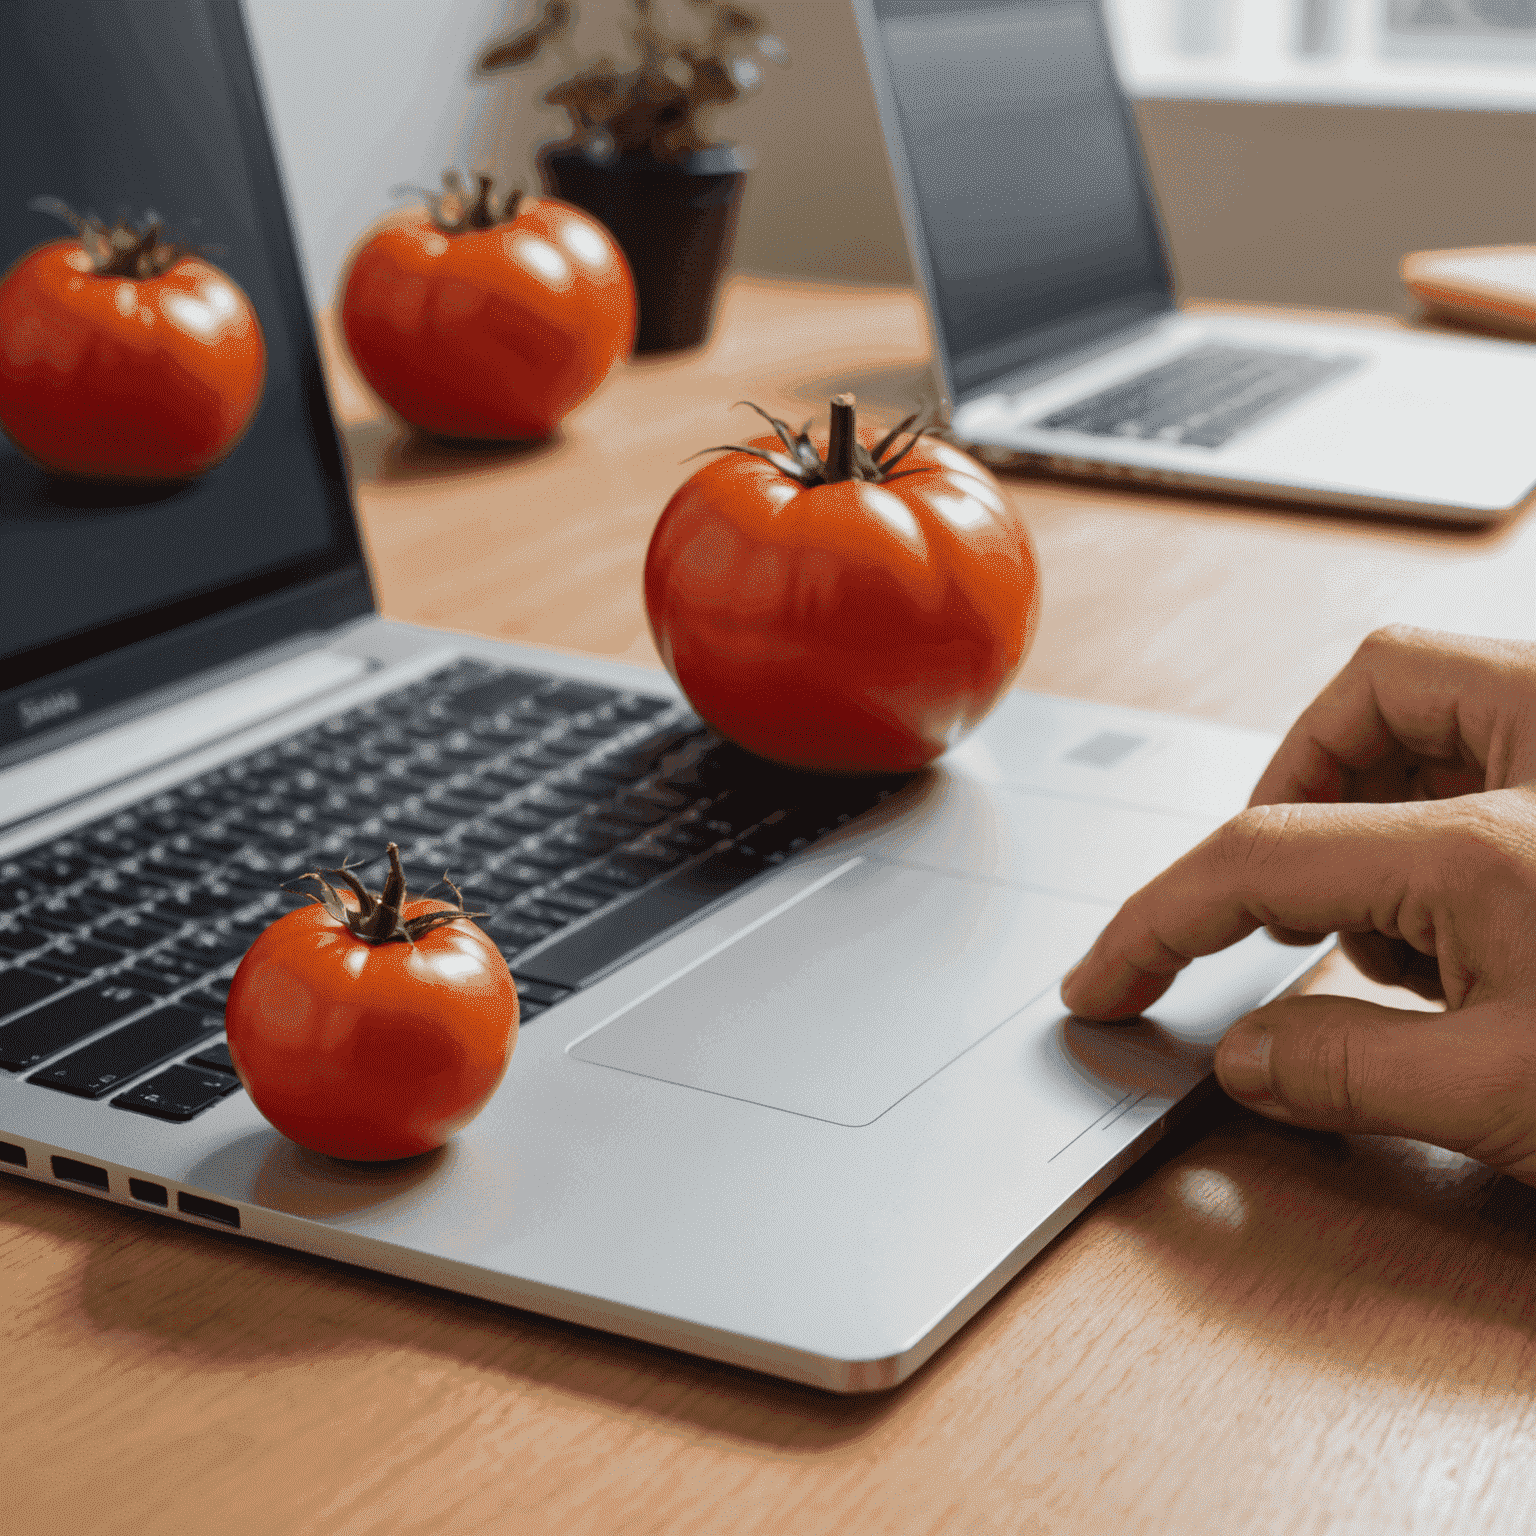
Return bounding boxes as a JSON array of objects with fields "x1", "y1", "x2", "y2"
[
  {"x1": 365, "y1": 843, "x2": 410, "y2": 941},
  {"x1": 423, "y1": 171, "x2": 523, "y2": 235},
  {"x1": 824, "y1": 394, "x2": 858, "y2": 485},
  {"x1": 299, "y1": 843, "x2": 483, "y2": 944},
  {"x1": 29, "y1": 197, "x2": 191, "y2": 279},
  {"x1": 696, "y1": 398, "x2": 937, "y2": 490}
]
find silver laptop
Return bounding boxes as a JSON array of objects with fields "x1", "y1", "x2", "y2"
[
  {"x1": 0, "y1": 0, "x2": 1329, "y2": 1391},
  {"x1": 854, "y1": 0, "x2": 1536, "y2": 522}
]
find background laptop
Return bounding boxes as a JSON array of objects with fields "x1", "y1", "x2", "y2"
[
  {"x1": 854, "y1": 0, "x2": 1536, "y2": 522},
  {"x1": 0, "y1": 0, "x2": 1329, "y2": 1391}
]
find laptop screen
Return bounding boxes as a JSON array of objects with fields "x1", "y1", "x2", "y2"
[
  {"x1": 864, "y1": 0, "x2": 1174, "y2": 398},
  {"x1": 0, "y1": 0, "x2": 366, "y2": 753}
]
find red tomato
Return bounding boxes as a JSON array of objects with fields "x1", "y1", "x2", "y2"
[
  {"x1": 644, "y1": 399, "x2": 1041, "y2": 774},
  {"x1": 0, "y1": 231, "x2": 265, "y2": 480},
  {"x1": 226, "y1": 851, "x2": 518, "y2": 1161},
  {"x1": 340, "y1": 180, "x2": 635, "y2": 441}
]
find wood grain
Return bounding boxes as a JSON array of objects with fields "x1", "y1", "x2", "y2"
[{"x1": 5, "y1": 278, "x2": 1536, "y2": 1536}]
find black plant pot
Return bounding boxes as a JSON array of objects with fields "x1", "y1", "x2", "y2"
[{"x1": 538, "y1": 142, "x2": 750, "y2": 355}]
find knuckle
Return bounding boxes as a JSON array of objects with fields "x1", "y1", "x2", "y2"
[
  {"x1": 1326, "y1": 1028, "x2": 1366, "y2": 1118},
  {"x1": 1455, "y1": 1049, "x2": 1536, "y2": 1173},
  {"x1": 1356, "y1": 623, "x2": 1421, "y2": 666},
  {"x1": 1438, "y1": 797, "x2": 1529, "y2": 890}
]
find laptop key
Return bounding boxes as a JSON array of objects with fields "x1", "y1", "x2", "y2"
[
  {"x1": 181, "y1": 980, "x2": 233, "y2": 1010},
  {"x1": 511, "y1": 843, "x2": 585, "y2": 875},
  {"x1": 515, "y1": 896, "x2": 597, "y2": 929},
  {"x1": 91, "y1": 871, "x2": 175, "y2": 907},
  {"x1": 0, "y1": 921, "x2": 55, "y2": 956},
  {"x1": 175, "y1": 928, "x2": 251, "y2": 965},
  {"x1": 95, "y1": 912, "x2": 180, "y2": 952},
  {"x1": 544, "y1": 680, "x2": 621, "y2": 714},
  {"x1": 112, "y1": 1063, "x2": 244, "y2": 1121},
  {"x1": 479, "y1": 760, "x2": 540, "y2": 791},
  {"x1": 569, "y1": 863, "x2": 651, "y2": 897},
  {"x1": 610, "y1": 693, "x2": 675, "y2": 721},
  {"x1": 117, "y1": 969, "x2": 182, "y2": 997},
  {"x1": 440, "y1": 670, "x2": 551, "y2": 720},
  {"x1": 483, "y1": 803, "x2": 561, "y2": 835},
  {"x1": 599, "y1": 798, "x2": 670, "y2": 828},
  {"x1": 546, "y1": 822, "x2": 630, "y2": 859},
  {"x1": 516, "y1": 843, "x2": 769, "y2": 990},
  {"x1": 480, "y1": 911, "x2": 558, "y2": 951},
  {"x1": 0, "y1": 967, "x2": 67, "y2": 1022},
  {"x1": 187, "y1": 1039, "x2": 237, "y2": 1074},
  {"x1": 533, "y1": 885, "x2": 609, "y2": 918},
  {"x1": 128, "y1": 947, "x2": 211, "y2": 987},
  {"x1": 24, "y1": 853, "x2": 94, "y2": 886},
  {"x1": 35, "y1": 895, "x2": 116, "y2": 929},
  {"x1": 144, "y1": 856, "x2": 210, "y2": 884},
  {"x1": 0, "y1": 982, "x2": 153, "y2": 1070},
  {"x1": 29, "y1": 1004, "x2": 221, "y2": 1098},
  {"x1": 391, "y1": 809, "x2": 458, "y2": 839},
  {"x1": 514, "y1": 977, "x2": 570, "y2": 1010},
  {"x1": 461, "y1": 867, "x2": 540, "y2": 904},
  {"x1": 607, "y1": 843, "x2": 688, "y2": 877},
  {"x1": 36, "y1": 938, "x2": 128, "y2": 978},
  {"x1": 26, "y1": 910, "x2": 91, "y2": 935}
]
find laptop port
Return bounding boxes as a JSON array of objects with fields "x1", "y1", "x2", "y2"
[
  {"x1": 0, "y1": 1141, "x2": 25, "y2": 1168},
  {"x1": 51, "y1": 1155, "x2": 108, "y2": 1190},
  {"x1": 176, "y1": 1191, "x2": 240, "y2": 1228},
  {"x1": 129, "y1": 1179, "x2": 168, "y2": 1206}
]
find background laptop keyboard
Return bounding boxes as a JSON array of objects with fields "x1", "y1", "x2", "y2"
[
  {"x1": 1037, "y1": 343, "x2": 1364, "y2": 449},
  {"x1": 0, "y1": 659, "x2": 905, "y2": 1124}
]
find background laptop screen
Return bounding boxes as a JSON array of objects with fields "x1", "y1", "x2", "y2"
[
  {"x1": 0, "y1": 1, "x2": 360, "y2": 706},
  {"x1": 868, "y1": 0, "x2": 1173, "y2": 397}
]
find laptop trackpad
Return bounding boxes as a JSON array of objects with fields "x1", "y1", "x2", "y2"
[{"x1": 567, "y1": 857, "x2": 1111, "y2": 1127}]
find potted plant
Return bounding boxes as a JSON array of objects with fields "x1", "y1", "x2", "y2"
[{"x1": 476, "y1": 0, "x2": 786, "y2": 354}]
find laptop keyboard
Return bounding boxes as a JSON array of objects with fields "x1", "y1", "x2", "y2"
[
  {"x1": 1036, "y1": 343, "x2": 1364, "y2": 449},
  {"x1": 0, "y1": 658, "x2": 906, "y2": 1124}
]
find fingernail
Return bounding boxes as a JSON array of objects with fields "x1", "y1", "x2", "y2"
[{"x1": 1217, "y1": 1024, "x2": 1284, "y2": 1113}]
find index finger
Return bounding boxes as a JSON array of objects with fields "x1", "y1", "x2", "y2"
[
  {"x1": 1249, "y1": 626, "x2": 1536, "y2": 809},
  {"x1": 1060, "y1": 799, "x2": 1431, "y2": 1021}
]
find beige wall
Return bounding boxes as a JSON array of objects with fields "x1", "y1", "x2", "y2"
[
  {"x1": 723, "y1": 0, "x2": 914, "y2": 286},
  {"x1": 1133, "y1": 100, "x2": 1536, "y2": 315}
]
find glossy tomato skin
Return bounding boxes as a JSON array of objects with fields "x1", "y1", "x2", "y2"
[
  {"x1": 225, "y1": 900, "x2": 518, "y2": 1161},
  {"x1": 340, "y1": 198, "x2": 635, "y2": 440},
  {"x1": 0, "y1": 240, "x2": 265, "y2": 479},
  {"x1": 645, "y1": 433, "x2": 1040, "y2": 773}
]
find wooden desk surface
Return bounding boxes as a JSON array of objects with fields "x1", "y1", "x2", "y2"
[{"x1": 8, "y1": 277, "x2": 1536, "y2": 1535}]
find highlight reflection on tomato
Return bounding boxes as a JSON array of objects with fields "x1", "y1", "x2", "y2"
[
  {"x1": 645, "y1": 396, "x2": 1041, "y2": 774},
  {"x1": 340, "y1": 172, "x2": 635, "y2": 441},
  {"x1": 0, "y1": 204, "x2": 265, "y2": 480},
  {"x1": 226, "y1": 846, "x2": 518, "y2": 1162}
]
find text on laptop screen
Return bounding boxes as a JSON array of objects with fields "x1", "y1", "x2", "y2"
[
  {"x1": 0, "y1": 1, "x2": 359, "y2": 698},
  {"x1": 869, "y1": 0, "x2": 1172, "y2": 397}
]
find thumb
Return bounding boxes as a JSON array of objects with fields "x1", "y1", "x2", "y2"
[{"x1": 1215, "y1": 994, "x2": 1536, "y2": 1177}]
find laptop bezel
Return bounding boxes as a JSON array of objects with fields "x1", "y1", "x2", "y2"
[
  {"x1": 0, "y1": 0, "x2": 374, "y2": 768},
  {"x1": 850, "y1": 0, "x2": 1181, "y2": 411}
]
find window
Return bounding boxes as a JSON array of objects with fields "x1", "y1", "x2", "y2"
[
  {"x1": 1103, "y1": 0, "x2": 1536, "y2": 106},
  {"x1": 1385, "y1": 0, "x2": 1536, "y2": 62}
]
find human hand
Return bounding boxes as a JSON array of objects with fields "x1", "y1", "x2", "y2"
[{"x1": 1060, "y1": 626, "x2": 1536, "y2": 1182}]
